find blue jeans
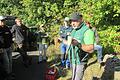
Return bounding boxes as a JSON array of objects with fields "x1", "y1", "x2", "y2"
[
  {"x1": 94, "y1": 44, "x2": 103, "y2": 63},
  {"x1": 3, "y1": 47, "x2": 12, "y2": 74},
  {"x1": 60, "y1": 43, "x2": 67, "y2": 54},
  {"x1": 60, "y1": 43, "x2": 70, "y2": 67}
]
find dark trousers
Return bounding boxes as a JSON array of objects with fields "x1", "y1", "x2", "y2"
[
  {"x1": 17, "y1": 43, "x2": 29, "y2": 64},
  {"x1": 0, "y1": 54, "x2": 7, "y2": 80}
]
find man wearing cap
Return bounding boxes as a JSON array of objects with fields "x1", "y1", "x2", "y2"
[
  {"x1": 58, "y1": 17, "x2": 73, "y2": 68},
  {"x1": 0, "y1": 16, "x2": 13, "y2": 80},
  {"x1": 62, "y1": 13, "x2": 94, "y2": 80}
]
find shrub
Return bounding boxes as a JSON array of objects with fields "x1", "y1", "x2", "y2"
[{"x1": 99, "y1": 26, "x2": 120, "y2": 54}]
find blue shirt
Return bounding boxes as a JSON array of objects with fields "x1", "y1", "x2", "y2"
[{"x1": 59, "y1": 26, "x2": 73, "y2": 40}]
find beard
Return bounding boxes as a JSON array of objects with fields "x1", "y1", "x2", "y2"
[{"x1": 73, "y1": 26, "x2": 78, "y2": 29}]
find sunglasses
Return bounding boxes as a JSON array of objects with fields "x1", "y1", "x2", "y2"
[{"x1": 70, "y1": 20, "x2": 79, "y2": 22}]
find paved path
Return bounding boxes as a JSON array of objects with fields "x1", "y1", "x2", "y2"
[{"x1": 12, "y1": 51, "x2": 47, "y2": 80}]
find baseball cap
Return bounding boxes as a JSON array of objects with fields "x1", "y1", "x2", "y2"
[
  {"x1": 70, "y1": 12, "x2": 83, "y2": 21},
  {"x1": 64, "y1": 17, "x2": 70, "y2": 21},
  {"x1": 0, "y1": 16, "x2": 5, "y2": 21}
]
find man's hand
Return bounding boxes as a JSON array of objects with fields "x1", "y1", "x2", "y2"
[{"x1": 71, "y1": 38, "x2": 79, "y2": 46}]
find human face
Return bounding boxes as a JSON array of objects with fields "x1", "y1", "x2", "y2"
[
  {"x1": 15, "y1": 19, "x2": 22, "y2": 26},
  {"x1": 71, "y1": 19, "x2": 82, "y2": 29},
  {"x1": 0, "y1": 20, "x2": 5, "y2": 27}
]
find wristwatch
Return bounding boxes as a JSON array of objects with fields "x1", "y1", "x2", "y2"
[{"x1": 76, "y1": 43, "x2": 81, "y2": 48}]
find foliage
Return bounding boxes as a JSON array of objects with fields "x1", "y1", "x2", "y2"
[
  {"x1": 49, "y1": 24, "x2": 60, "y2": 41},
  {"x1": 46, "y1": 44, "x2": 61, "y2": 62},
  {"x1": 99, "y1": 26, "x2": 120, "y2": 53},
  {"x1": 0, "y1": 0, "x2": 120, "y2": 53}
]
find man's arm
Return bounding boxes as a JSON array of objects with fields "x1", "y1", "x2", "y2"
[
  {"x1": 81, "y1": 44, "x2": 94, "y2": 53},
  {"x1": 62, "y1": 29, "x2": 95, "y2": 53},
  {"x1": 71, "y1": 38, "x2": 94, "y2": 53},
  {"x1": 11, "y1": 25, "x2": 15, "y2": 33},
  {"x1": 81, "y1": 29, "x2": 95, "y2": 53}
]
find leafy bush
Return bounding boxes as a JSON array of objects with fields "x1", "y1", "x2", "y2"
[{"x1": 99, "y1": 26, "x2": 120, "y2": 54}]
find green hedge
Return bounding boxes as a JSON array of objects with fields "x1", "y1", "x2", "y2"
[{"x1": 99, "y1": 26, "x2": 120, "y2": 54}]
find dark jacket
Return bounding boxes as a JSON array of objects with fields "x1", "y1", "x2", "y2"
[
  {"x1": 11, "y1": 24, "x2": 28, "y2": 44},
  {"x1": 59, "y1": 26, "x2": 73, "y2": 40},
  {"x1": 0, "y1": 26, "x2": 12, "y2": 48},
  {"x1": 37, "y1": 31, "x2": 48, "y2": 44}
]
